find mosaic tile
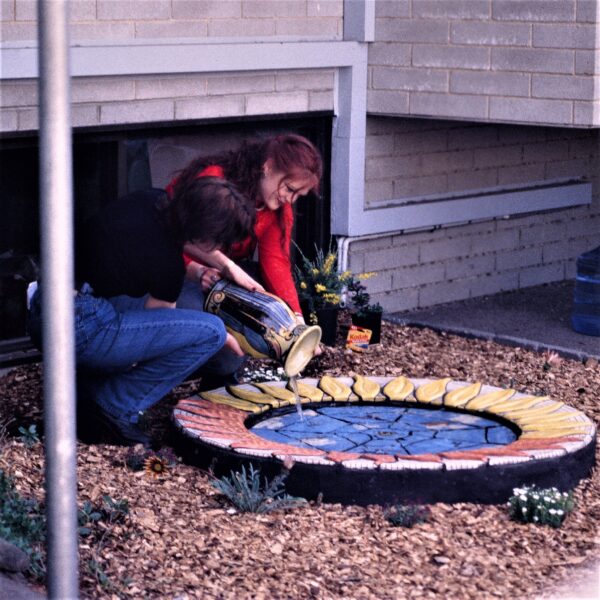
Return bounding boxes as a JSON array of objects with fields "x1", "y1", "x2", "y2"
[
  {"x1": 415, "y1": 378, "x2": 452, "y2": 404},
  {"x1": 319, "y1": 376, "x2": 354, "y2": 401},
  {"x1": 382, "y1": 376, "x2": 414, "y2": 401},
  {"x1": 443, "y1": 382, "x2": 482, "y2": 408},
  {"x1": 352, "y1": 375, "x2": 381, "y2": 401}
]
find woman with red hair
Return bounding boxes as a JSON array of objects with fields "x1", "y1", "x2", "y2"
[{"x1": 169, "y1": 133, "x2": 323, "y2": 387}]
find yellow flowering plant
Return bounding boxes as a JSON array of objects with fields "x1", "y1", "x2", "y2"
[{"x1": 293, "y1": 242, "x2": 353, "y2": 314}]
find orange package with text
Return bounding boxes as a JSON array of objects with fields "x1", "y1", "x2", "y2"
[{"x1": 346, "y1": 325, "x2": 372, "y2": 352}]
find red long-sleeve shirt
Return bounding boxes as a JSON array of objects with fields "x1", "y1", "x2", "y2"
[{"x1": 166, "y1": 165, "x2": 301, "y2": 313}]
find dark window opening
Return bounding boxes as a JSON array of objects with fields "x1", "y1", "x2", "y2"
[{"x1": 0, "y1": 114, "x2": 332, "y2": 362}]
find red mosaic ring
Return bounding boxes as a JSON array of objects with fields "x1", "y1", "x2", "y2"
[{"x1": 173, "y1": 376, "x2": 596, "y2": 505}]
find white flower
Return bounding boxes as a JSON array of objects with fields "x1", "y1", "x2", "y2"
[
  {"x1": 521, "y1": 507, "x2": 528, "y2": 514},
  {"x1": 557, "y1": 509, "x2": 564, "y2": 515},
  {"x1": 533, "y1": 516, "x2": 539, "y2": 522},
  {"x1": 520, "y1": 495, "x2": 527, "y2": 502},
  {"x1": 549, "y1": 509, "x2": 556, "y2": 515}
]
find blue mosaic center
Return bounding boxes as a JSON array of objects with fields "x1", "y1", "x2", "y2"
[{"x1": 250, "y1": 405, "x2": 517, "y2": 455}]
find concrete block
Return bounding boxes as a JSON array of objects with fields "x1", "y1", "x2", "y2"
[
  {"x1": 366, "y1": 133, "x2": 395, "y2": 157},
  {"x1": 491, "y1": 48, "x2": 574, "y2": 74},
  {"x1": 0, "y1": 22, "x2": 37, "y2": 41},
  {"x1": 450, "y1": 71, "x2": 530, "y2": 97},
  {"x1": 393, "y1": 174, "x2": 448, "y2": 198},
  {"x1": 489, "y1": 97, "x2": 573, "y2": 125},
  {"x1": 519, "y1": 262, "x2": 564, "y2": 287},
  {"x1": 375, "y1": 0, "x2": 410, "y2": 18},
  {"x1": 474, "y1": 145, "x2": 523, "y2": 168},
  {"x1": 568, "y1": 134, "x2": 597, "y2": 158},
  {"x1": 101, "y1": 99, "x2": 174, "y2": 124},
  {"x1": 172, "y1": 0, "x2": 242, "y2": 19},
  {"x1": 523, "y1": 139, "x2": 570, "y2": 163},
  {"x1": 544, "y1": 157, "x2": 590, "y2": 179},
  {"x1": 447, "y1": 125, "x2": 500, "y2": 150},
  {"x1": 136, "y1": 75, "x2": 208, "y2": 100},
  {"x1": 0, "y1": 82, "x2": 38, "y2": 108},
  {"x1": 365, "y1": 155, "x2": 420, "y2": 180},
  {"x1": 73, "y1": 78, "x2": 136, "y2": 103},
  {"x1": 368, "y1": 42, "x2": 411, "y2": 66},
  {"x1": 413, "y1": 45, "x2": 490, "y2": 69},
  {"x1": 418, "y1": 279, "x2": 470, "y2": 307},
  {"x1": 275, "y1": 18, "x2": 340, "y2": 38},
  {"x1": 308, "y1": 90, "x2": 334, "y2": 111},
  {"x1": 576, "y1": 0, "x2": 599, "y2": 22},
  {"x1": 208, "y1": 73, "x2": 275, "y2": 95},
  {"x1": 451, "y1": 21, "x2": 531, "y2": 46},
  {"x1": 412, "y1": 0, "x2": 490, "y2": 19},
  {"x1": 367, "y1": 90, "x2": 410, "y2": 114},
  {"x1": 471, "y1": 270, "x2": 519, "y2": 297},
  {"x1": 365, "y1": 179, "x2": 394, "y2": 203},
  {"x1": 209, "y1": 18, "x2": 276, "y2": 37},
  {"x1": 473, "y1": 229, "x2": 519, "y2": 252},
  {"x1": 366, "y1": 245, "x2": 420, "y2": 271},
  {"x1": 352, "y1": 234, "x2": 395, "y2": 253},
  {"x1": 421, "y1": 149, "x2": 474, "y2": 175},
  {"x1": 392, "y1": 263, "x2": 446, "y2": 288},
  {"x1": 375, "y1": 19, "x2": 449, "y2": 43},
  {"x1": 16, "y1": 0, "x2": 96, "y2": 21},
  {"x1": 308, "y1": 0, "x2": 344, "y2": 17},
  {"x1": 276, "y1": 70, "x2": 334, "y2": 91},
  {"x1": 0, "y1": 0, "x2": 15, "y2": 21},
  {"x1": 372, "y1": 67, "x2": 448, "y2": 92},
  {"x1": 575, "y1": 50, "x2": 600, "y2": 74},
  {"x1": 97, "y1": 0, "x2": 171, "y2": 20},
  {"x1": 533, "y1": 24, "x2": 596, "y2": 49},
  {"x1": 573, "y1": 100, "x2": 600, "y2": 125},
  {"x1": 392, "y1": 228, "x2": 447, "y2": 247},
  {"x1": 347, "y1": 251, "x2": 365, "y2": 274},
  {"x1": 447, "y1": 168, "x2": 498, "y2": 192},
  {"x1": 246, "y1": 91, "x2": 309, "y2": 114},
  {"x1": 498, "y1": 124, "x2": 549, "y2": 145},
  {"x1": 420, "y1": 236, "x2": 473, "y2": 262},
  {"x1": 445, "y1": 254, "x2": 495, "y2": 279},
  {"x1": 542, "y1": 237, "x2": 587, "y2": 262},
  {"x1": 394, "y1": 129, "x2": 448, "y2": 156},
  {"x1": 496, "y1": 246, "x2": 543, "y2": 271},
  {"x1": 176, "y1": 94, "x2": 245, "y2": 119},
  {"x1": 70, "y1": 22, "x2": 135, "y2": 40},
  {"x1": 378, "y1": 287, "x2": 419, "y2": 312},
  {"x1": 19, "y1": 106, "x2": 99, "y2": 131},
  {"x1": 367, "y1": 116, "x2": 402, "y2": 135},
  {"x1": 411, "y1": 92, "x2": 488, "y2": 119},
  {"x1": 135, "y1": 21, "x2": 209, "y2": 38},
  {"x1": 498, "y1": 162, "x2": 546, "y2": 184},
  {"x1": 362, "y1": 272, "x2": 393, "y2": 295},
  {"x1": 492, "y1": 1, "x2": 576, "y2": 22},
  {"x1": 242, "y1": 1, "x2": 306, "y2": 18},
  {"x1": 0, "y1": 109, "x2": 17, "y2": 132}
]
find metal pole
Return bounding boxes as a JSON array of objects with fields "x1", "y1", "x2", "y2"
[{"x1": 38, "y1": 1, "x2": 79, "y2": 597}]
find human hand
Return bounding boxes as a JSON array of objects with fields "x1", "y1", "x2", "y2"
[
  {"x1": 224, "y1": 332, "x2": 245, "y2": 356},
  {"x1": 198, "y1": 267, "x2": 223, "y2": 292},
  {"x1": 222, "y1": 260, "x2": 265, "y2": 292}
]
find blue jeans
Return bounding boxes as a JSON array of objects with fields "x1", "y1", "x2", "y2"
[{"x1": 29, "y1": 286, "x2": 226, "y2": 425}]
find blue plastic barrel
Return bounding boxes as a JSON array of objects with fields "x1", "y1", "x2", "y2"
[{"x1": 571, "y1": 245, "x2": 600, "y2": 336}]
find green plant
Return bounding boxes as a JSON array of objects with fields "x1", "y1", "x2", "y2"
[
  {"x1": 211, "y1": 463, "x2": 307, "y2": 514},
  {"x1": 383, "y1": 503, "x2": 431, "y2": 528},
  {"x1": 293, "y1": 242, "x2": 353, "y2": 314},
  {"x1": 18, "y1": 424, "x2": 40, "y2": 447},
  {"x1": 0, "y1": 469, "x2": 46, "y2": 579},
  {"x1": 508, "y1": 485, "x2": 575, "y2": 528},
  {"x1": 346, "y1": 274, "x2": 382, "y2": 317}
]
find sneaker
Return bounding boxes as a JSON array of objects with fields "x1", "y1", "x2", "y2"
[{"x1": 77, "y1": 401, "x2": 152, "y2": 447}]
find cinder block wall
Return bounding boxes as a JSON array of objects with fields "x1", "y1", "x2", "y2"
[
  {"x1": 350, "y1": 116, "x2": 600, "y2": 313},
  {"x1": 0, "y1": 0, "x2": 343, "y2": 42},
  {"x1": 369, "y1": 0, "x2": 600, "y2": 126}
]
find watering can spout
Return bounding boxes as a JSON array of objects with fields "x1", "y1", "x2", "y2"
[{"x1": 204, "y1": 280, "x2": 321, "y2": 377}]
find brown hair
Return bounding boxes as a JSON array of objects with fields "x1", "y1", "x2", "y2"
[{"x1": 162, "y1": 177, "x2": 255, "y2": 253}]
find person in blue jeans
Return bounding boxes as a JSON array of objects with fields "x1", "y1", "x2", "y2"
[{"x1": 28, "y1": 177, "x2": 255, "y2": 446}]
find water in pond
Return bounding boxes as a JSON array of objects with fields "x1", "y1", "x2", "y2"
[{"x1": 250, "y1": 405, "x2": 517, "y2": 455}]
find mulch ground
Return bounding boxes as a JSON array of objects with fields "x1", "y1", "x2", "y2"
[{"x1": 0, "y1": 314, "x2": 599, "y2": 599}]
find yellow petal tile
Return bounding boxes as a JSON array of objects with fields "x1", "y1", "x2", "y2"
[
  {"x1": 516, "y1": 412, "x2": 584, "y2": 427},
  {"x1": 319, "y1": 376, "x2": 352, "y2": 401},
  {"x1": 503, "y1": 401, "x2": 564, "y2": 421},
  {"x1": 254, "y1": 383, "x2": 296, "y2": 404},
  {"x1": 200, "y1": 391, "x2": 264, "y2": 414},
  {"x1": 484, "y1": 395, "x2": 548, "y2": 414},
  {"x1": 415, "y1": 378, "x2": 452, "y2": 404},
  {"x1": 465, "y1": 389, "x2": 516, "y2": 411},
  {"x1": 287, "y1": 380, "x2": 323, "y2": 403},
  {"x1": 227, "y1": 385, "x2": 280, "y2": 407},
  {"x1": 352, "y1": 375, "x2": 381, "y2": 401},
  {"x1": 443, "y1": 382, "x2": 482, "y2": 408},
  {"x1": 382, "y1": 377, "x2": 415, "y2": 401}
]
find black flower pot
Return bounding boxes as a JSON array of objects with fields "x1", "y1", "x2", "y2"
[
  {"x1": 351, "y1": 311, "x2": 382, "y2": 344},
  {"x1": 314, "y1": 306, "x2": 339, "y2": 346}
]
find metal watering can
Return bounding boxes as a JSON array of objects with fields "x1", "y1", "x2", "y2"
[{"x1": 204, "y1": 280, "x2": 322, "y2": 377}]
